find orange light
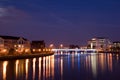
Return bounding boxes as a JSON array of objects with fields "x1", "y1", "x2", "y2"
[
  {"x1": 18, "y1": 45, "x2": 21, "y2": 47},
  {"x1": 33, "y1": 49, "x2": 35, "y2": 52},
  {"x1": 46, "y1": 49, "x2": 48, "y2": 51},
  {"x1": 25, "y1": 49, "x2": 29, "y2": 52},
  {"x1": 49, "y1": 49, "x2": 51, "y2": 51},
  {"x1": 43, "y1": 49, "x2": 45, "y2": 51},
  {"x1": 3, "y1": 49, "x2": 7, "y2": 52},
  {"x1": 38, "y1": 49, "x2": 41, "y2": 52}
]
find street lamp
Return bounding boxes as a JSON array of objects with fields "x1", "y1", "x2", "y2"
[
  {"x1": 60, "y1": 44, "x2": 63, "y2": 49},
  {"x1": 49, "y1": 44, "x2": 54, "y2": 48}
]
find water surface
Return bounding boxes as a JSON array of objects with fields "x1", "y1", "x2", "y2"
[{"x1": 0, "y1": 53, "x2": 120, "y2": 80}]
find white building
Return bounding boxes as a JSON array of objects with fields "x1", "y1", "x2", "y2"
[{"x1": 88, "y1": 37, "x2": 112, "y2": 51}]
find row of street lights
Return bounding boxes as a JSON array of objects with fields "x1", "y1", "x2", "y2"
[{"x1": 49, "y1": 44, "x2": 63, "y2": 49}]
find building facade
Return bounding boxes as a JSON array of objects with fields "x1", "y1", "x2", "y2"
[
  {"x1": 31, "y1": 40, "x2": 46, "y2": 53},
  {"x1": 69, "y1": 45, "x2": 79, "y2": 49},
  {"x1": 111, "y1": 41, "x2": 120, "y2": 52},
  {"x1": 0, "y1": 35, "x2": 31, "y2": 54},
  {"x1": 88, "y1": 37, "x2": 112, "y2": 51}
]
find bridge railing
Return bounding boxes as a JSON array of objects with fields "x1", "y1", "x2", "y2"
[{"x1": 52, "y1": 48, "x2": 97, "y2": 52}]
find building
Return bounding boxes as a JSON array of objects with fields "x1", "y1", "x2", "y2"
[
  {"x1": 0, "y1": 35, "x2": 31, "y2": 54},
  {"x1": 31, "y1": 40, "x2": 45, "y2": 53},
  {"x1": 87, "y1": 37, "x2": 112, "y2": 51},
  {"x1": 69, "y1": 45, "x2": 79, "y2": 49},
  {"x1": 111, "y1": 41, "x2": 120, "y2": 52}
]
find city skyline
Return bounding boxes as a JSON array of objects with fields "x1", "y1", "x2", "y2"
[{"x1": 0, "y1": 0, "x2": 120, "y2": 46}]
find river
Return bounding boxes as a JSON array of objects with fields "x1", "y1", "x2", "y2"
[{"x1": 0, "y1": 53, "x2": 120, "y2": 80}]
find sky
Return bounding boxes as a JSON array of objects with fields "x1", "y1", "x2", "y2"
[{"x1": 0, "y1": 0, "x2": 120, "y2": 47}]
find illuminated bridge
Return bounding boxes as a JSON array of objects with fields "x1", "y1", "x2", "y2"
[{"x1": 52, "y1": 49, "x2": 97, "y2": 53}]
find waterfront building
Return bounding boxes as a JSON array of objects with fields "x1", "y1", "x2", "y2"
[
  {"x1": 0, "y1": 35, "x2": 31, "y2": 54},
  {"x1": 69, "y1": 45, "x2": 79, "y2": 49},
  {"x1": 87, "y1": 37, "x2": 112, "y2": 51},
  {"x1": 31, "y1": 40, "x2": 46, "y2": 53},
  {"x1": 111, "y1": 41, "x2": 120, "y2": 52},
  {"x1": 80, "y1": 46, "x2": 87, "y2": 49}
]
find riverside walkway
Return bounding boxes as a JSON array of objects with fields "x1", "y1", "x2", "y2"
[{"x1": 0, "y1": 52, "x2": 54, "y2": 60}]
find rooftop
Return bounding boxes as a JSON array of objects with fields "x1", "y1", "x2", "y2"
[{"x1": 0, "y1": 35, "x2": 28, "y2": 41}]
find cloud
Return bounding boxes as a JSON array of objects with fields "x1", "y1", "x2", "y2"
[
  {"x1": 0, "y1": 7, "x2": 7, "y2": 17},
  {"x1": 0, "y1": 6, "x2": 31, "y2": 24},
  {"x1": 4, "y1": 6, "x2": 29, "y2": 17}
]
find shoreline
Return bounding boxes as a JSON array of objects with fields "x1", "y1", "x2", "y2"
[
  {"x1": 98, "y1": 51, "x2": 120, "y2": 54},
  {"x1": 0, "y1": 52, "x2": 54, "y2": 61}
]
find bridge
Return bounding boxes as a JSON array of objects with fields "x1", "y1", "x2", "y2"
[{"x1": 52, "y1": 48, "x2": 97, "y2": 53}]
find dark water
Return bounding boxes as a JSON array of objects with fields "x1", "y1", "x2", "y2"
[{"x1": 0, "y1": 53, "x2": 120, "y2": 80}]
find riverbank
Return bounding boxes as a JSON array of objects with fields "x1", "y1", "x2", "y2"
[
  {"x1": 0, "y1": 52, "x2": 54, "y2": 61},
  {"x1": 98, "y1": 51, "x2": 120, "y2": 54}
]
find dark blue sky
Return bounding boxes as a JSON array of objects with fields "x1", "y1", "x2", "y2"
[{"x1": 0, "y1": 0, "x2": 120, "y2": 46}]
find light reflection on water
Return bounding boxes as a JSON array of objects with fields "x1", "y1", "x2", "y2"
[
  {"x1": 33, "y1": 58, "x2": 36, "y2": 80},
  {"x1": 15, "y1": 60, "x2": 19, "y2": 80},
  {"x1": 3, "y1": 61, "x2": 8, "y2": 80},
  {"x1": 38, "y1": 58, "x2": 41, "y2": 80},
  {"x1": 0, "y1": 53, "x2": 120, "y2": 80},
  {"x1": 25, "y1": 59, "x2": 29, "y2": 80}
]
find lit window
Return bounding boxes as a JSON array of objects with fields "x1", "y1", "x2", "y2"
[
  {"x1": 33, "y1": 49, "x2": 35, "y2": 52},
  {"x1": 46, "y1": 49, "x2": 48, "y2": 51},
  {"x1": 49, "y1": 49, "x2": 51, "y2": 51},
  {"x1": 3, "y1": 49, "x2": 7, "y2": 52},
  {"x1": 25, "y1": 49, "x2": 29, "y2": 52},
  {"x1": 14, "y1": 45, "x2": 17, "y2": 47},
  {"x1": 18, "y1": 45, "x2": 21, "y2": 47},
  {"x1": 43, "y1": 49, "x2": 45, "y2": 51},
  {"x1": 38, "y1": 49, "x2": 41, "y2": 51}
]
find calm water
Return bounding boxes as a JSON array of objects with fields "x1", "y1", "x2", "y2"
[{"x1": 0, "y1": 53, "x2": 120, "y2": 80}]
